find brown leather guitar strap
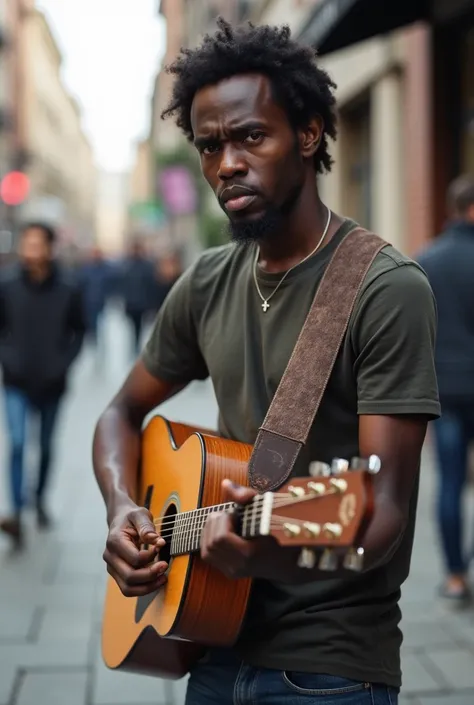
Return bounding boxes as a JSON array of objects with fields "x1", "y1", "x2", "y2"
[{"x1": 248, "y1": 227, "x2": 388, "y2": 492}]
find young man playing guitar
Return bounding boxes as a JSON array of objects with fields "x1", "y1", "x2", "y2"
[{"x1": 93, "y1": 20, "x2": 440, "y2": 705}]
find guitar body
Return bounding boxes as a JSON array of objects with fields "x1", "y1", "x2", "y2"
[{"x1": 102, "y1": 416, "x2": 253, "y2": 679}]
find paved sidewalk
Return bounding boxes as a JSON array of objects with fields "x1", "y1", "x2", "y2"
[{"x1": 0, "y1": 310, "x2": 473, "y2": 705}]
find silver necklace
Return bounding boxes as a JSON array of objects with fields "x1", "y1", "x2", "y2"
[{"x1": 253, "y1": 207, "x2": 332, "y2": 313}]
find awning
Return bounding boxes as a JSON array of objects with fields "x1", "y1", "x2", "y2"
[{"x1": 299, "y1": 0, "x2": 431, "y2": 55}]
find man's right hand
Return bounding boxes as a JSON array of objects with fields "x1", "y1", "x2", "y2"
[{"x1": 103, "y1": 503, "x2": 168, "y2": 597}]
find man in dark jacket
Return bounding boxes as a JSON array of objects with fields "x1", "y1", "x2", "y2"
[
  {"x1": 119, "y1": 239, "x2": 156, "y2": 356},
  {"x1": 418, "y1": 175, "x2": 474, "y2": 605},
  {"x1": 0, "y1": 222, "x2": 85, "y2": 548}
]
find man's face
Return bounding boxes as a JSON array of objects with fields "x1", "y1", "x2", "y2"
[
  {"x1": 19, "y1": 228, "x2": 52, "y2": 269},
  {"x1": 191, "y1": 74, "x2": 307, "y2": 243}
]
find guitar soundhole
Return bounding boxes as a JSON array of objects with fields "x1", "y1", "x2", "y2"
[{"x1": 158, "y1": 502, "x2": 177, "y2": 566}]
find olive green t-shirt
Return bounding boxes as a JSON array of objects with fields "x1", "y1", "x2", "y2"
[{"x1": 142, "y1": 220, "x2": 440, "y2": 688}]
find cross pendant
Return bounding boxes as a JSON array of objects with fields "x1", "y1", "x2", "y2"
[{"x1": 262, "y1": 300, "x2": 270, "y2": 312}]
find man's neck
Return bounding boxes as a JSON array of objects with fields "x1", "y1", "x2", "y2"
[{"x1": 257, "y1": 193, "x2": 341, "y2": 274}]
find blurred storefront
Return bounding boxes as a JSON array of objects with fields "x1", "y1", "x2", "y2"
[{"x1": 296, "y1": 0, "x2": 474, "y2": 251}]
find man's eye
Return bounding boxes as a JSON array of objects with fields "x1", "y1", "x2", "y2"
[
  {"x1": 245, "y1": 131, "x2": 264, "y2": 144},
  {"x1": 202, "y1": 144, "x2": 220, "y2": 155}
]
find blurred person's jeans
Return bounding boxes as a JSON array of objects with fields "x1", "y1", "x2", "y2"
[
  {"x1": 3, "y1": 387, "x2": 60, "y2": 512},
  {"x1": 433, "y1": 403, "x2": 474, "y2": 574},
  {"x1": 185, "y1": 649, "x2": 398, "y2": 704}
]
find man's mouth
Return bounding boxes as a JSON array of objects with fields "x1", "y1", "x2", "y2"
[{"x1": 224, "y1": 194, "x2": 258, "y2": 212}]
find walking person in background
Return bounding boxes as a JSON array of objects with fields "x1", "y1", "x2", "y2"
[
  {"x1": 0, "y1": 222, "x2": 85, "y2": 549},
  {"x1": 78, "y1": 245, "x2": 112, "y2": 364},
  {"x1": 153, "y1": 252, "x2": 182, "y2": 315},
  {"x1": 119, "y1": 239, "x2": 156, "y2": 357},
  {"x1": 418, "y1": 175, "x2": 474, "y2": 606}
]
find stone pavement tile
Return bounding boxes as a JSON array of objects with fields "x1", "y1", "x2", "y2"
[
  {"x1": 402, "y1": 654, "x2": 444, "y2": 695},
  {"x1": 0, "y1": 665, "x2": 17, "y2": 705},
  {"x1": 0, "y1": 638, "x2": 89, "y2": 670},
  {"x1": 425, "y1": 648, "x2": 474, "y2": 690},
  {"x1": 92, "y1": 657, "x2": 171, "y2": 705},
  {"x1": 402, "y1": 621, "x2": 458, "y2": 650},
  {"x1": 418, "y1": 693, "x2": 474, "y2": 705},
  {"x1": 16, "y1": 670, "x2": 88, "y2": 705},
  {"x1": 38, "y1": 607, "x2": 93, "y2": 643},
  {"x1": 0, "y1": 605, "x2": 38, "y2": 642}
]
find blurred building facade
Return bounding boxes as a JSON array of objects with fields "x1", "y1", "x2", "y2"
[
  {"x1": 20, "y1": 6, "x2": 96, "y2": 248},
  {"x1": 96, "y1": 170, "x2": 128, "y2": 256},
  {"x1": 0, "y1": 1, "x2": 97, "y2": 257}
]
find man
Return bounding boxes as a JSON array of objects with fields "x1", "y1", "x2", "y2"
[
  {"x1": 0, "y1": 222, "x2": 85, "y2": 548},
  {"x1": 417, "y1": 175, "x2": 474, "y2": 606},
  {"x1": 119, "y1": 239, "x2": 156, "y2": 357},
  {"x1": 78, "y1": 245, "x2": 112, "y2": 350},
  {"x1": 93, "y1": 20, "x2": 439, "y2": 704}
]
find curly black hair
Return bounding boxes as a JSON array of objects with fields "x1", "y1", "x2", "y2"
[{"x1": 161, "y1": 18, "x2": 338, "y2": 174}]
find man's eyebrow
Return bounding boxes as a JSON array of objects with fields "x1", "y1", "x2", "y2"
[{"x1": 194, "y1": 121, "x2": 267, "y2": 147}]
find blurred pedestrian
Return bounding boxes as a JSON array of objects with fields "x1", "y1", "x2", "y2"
[
  {"x1": 153, "y1": 252, "x2": 182, "y2": 314},
  {"x1": 418, "y1": 174, "x2": 474, "y2": 606},
  {"x1": 78, "y1": 245, "x2": 112, "y2": 359},
  {"x1": 119, "y1": 238, "x2": 156, "y2": 357},
  {"x1": 0, "y1": 222, "x2": 85, "y2": 549}
]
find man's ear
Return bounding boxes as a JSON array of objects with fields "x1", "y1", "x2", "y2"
[{"x1": 299, "y1": 116, "x2": 324, "y2": 159}]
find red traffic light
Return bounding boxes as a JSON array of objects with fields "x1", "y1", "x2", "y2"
[{"x1": 0, "y1": 171, "x2": 30, "y2": 205}]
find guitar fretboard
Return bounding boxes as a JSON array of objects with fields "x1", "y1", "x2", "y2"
[{"x1": 169, "y1": 494, "x2": 269, "y2": 557}]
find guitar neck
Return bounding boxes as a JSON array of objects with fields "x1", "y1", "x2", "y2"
[{"x1": 169, "y1": 494, "x2": 272, "y2": 558}]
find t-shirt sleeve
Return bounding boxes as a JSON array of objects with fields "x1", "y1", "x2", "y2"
[
  {"x1": 351, "y1": 262, "x2": 440, "y2": 418},
  {"x1": 141, "y1": 263, "x2": 209, "y2": 384}
]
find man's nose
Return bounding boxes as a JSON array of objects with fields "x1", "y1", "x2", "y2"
[{"x1": 217, "y1": 145, "x2": 248, "y2": 181}]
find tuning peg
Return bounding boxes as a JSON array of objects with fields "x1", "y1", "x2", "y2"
[
  {"x1": 329, "y1": 478, "x2": 348, "y2": 494},
  {"x1": 297, "y1": 548, "x2": 316, "y2": 569},
  {"x1": 343, "y1": 547, "x2": 365, "y2": 572},
  {"x1": 322, "y1": 522, "x2": 343, "y2": 540},
  {"x1": 309, "y1": 461, "x2": 331, "y2": 477},
  {"x1": 350, "y1": 456, "x2": 364, "y2": 470},
  {"x1": 331, "y1": 458, "x2": 349, "y2": 475},
  {"x1": 283, "y1": 522, "x2": 301, "y2": 538},
  {"x1": 349, "y1": 455, "x2": 381, "y2": 474},
  {"x1": 319, "y1": 548, "x2": 338, "y2": 571},
  {"x1": 368, "y1": 455, "x2": 381, "y2": 474},
  {"x1": 288, "y1": 485, "x2": 306, "y2": 498},
  {"x1": 307, "y1": 481, "x2": 326, "y2": 495},
  {"x1": 303, "y1": 522, "x2": 321, "y2": 538}
]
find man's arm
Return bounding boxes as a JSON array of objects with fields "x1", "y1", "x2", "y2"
[
  {"x1": 93, "y1": 361, "x2": 183, "y2": 522},
  {"x1": 93, "y1": 361, "x2": 185, "y2": 596},
  {"x1": 94, "y1": 259, "x2": 208, "y2": 597}
]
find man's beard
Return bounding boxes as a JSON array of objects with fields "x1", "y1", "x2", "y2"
[{"x1": 225, "y1": 180, "x2": 304, "y2": 246}]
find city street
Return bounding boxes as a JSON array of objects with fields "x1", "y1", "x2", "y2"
[{"x1": 1, "y1": 309, "x2": 474, "y2": 705}]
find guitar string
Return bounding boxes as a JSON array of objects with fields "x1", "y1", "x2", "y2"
[
  {"x1": 158, "y1": 513, "x2": 325, "y2": 544},
  {"x1": 148, "y1": 492, "x2": 291, "y2": 528},
  {"x1": 156, "y1": 501, "x2": 345, "y2": 549},
  {"x1": 151, "y1": 487, "x2": 342, "y2": 531}
]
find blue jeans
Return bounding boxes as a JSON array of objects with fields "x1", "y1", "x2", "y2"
[
  {"x1": 185, "y1": 650, "x2": 398, "y2": 704},
  {"x1": 433, "y1": 403, "x2": 474, "y2": 574},
  {"x1": 3, "y1": 387, "x2": 61, "y2": 512}
]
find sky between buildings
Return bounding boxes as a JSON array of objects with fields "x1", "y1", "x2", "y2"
[{"x1": 37, "y1": 0, "x2": 166, "y2": 173}]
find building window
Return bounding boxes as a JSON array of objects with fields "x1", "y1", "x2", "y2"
[{"x1": 340, "y1": 95, "x2": 372, "y2": 229}]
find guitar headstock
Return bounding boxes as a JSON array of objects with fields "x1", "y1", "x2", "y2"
[{"x1": 249, "y1": 455, "x2": 380, "y2": 573}]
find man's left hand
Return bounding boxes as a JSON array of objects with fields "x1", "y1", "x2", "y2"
[{"x1": 200, "y1": 480, "x2": 262, "y2": 579}]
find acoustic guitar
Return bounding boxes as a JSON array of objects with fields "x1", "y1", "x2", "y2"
[{"x1": 102, "y1": 415, "x2": 379, "y2": 680}]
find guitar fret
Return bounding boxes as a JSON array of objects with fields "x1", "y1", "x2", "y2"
[{"x1": 170, "y1": 503, "x2": 235, "y2": 557}]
